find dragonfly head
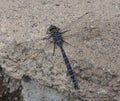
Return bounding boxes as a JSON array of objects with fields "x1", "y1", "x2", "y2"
[{"x1": 47, "y1": 25, "x2": 60, "y2": 34}]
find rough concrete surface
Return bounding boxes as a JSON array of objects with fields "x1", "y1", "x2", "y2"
[{"x1": 0, "y1": 0, "x2": 120, "y2": 101}]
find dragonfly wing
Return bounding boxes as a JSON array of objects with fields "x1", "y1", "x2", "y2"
[
  {"x1": 60, "y1": 11, "x2": 102, "y2": 45},
  {"x1": 60, "y1": 12, "x2": 90, "y2": 40}
]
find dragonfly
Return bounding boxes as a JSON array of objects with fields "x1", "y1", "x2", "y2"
[
  {"x1": 45, "y1": 25, "x2": 79, "y2": 89},
  {"x1": 11, "y1": 12, "x2": 90, "y2": 89}
]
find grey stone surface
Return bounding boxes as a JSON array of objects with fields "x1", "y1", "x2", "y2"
[{"x1": 22, "y1": 79, "x2": 72, "y2": 101}]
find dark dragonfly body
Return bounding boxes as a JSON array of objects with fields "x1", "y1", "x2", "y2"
[{"x1": 47, "y1": 25, "x2": 78, "y2": 89}]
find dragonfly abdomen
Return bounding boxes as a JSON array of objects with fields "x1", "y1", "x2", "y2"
[{"x1": 60, "y1": 47, "x2": 78, "y2": 89}]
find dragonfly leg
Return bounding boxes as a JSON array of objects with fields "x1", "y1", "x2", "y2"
[
  {"x1": 62, "y1": 39, "x2": 72, "y2": 46},
  {"x1": 52, "y1": 42, "x2": 56, "y2": 56},
  {"x1": 61, "y1": 30, "x2": 70, "y2": 34},
  {"x1": 66, "y1": 71, "x2": 69, "y2": 76},
  {"x1": 41, "y1": 35, "x2": 52, "y2": 40}
]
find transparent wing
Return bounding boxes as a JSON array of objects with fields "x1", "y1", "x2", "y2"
[
  {"x1": 13, "y1": 12, "x2": 92, "y2": 60},
  {"x1": 59, "y1": 12, "x2": 91, "y2": 46},
  {"x1": 11, "y1": 12, "x2": 96, "y2": 65},
  {"x1": 60, "y1": 11, "x2": 102, "y2": 46},
  {"x1": 16, "y1": 12, "x2": 90, "y2": 44}
]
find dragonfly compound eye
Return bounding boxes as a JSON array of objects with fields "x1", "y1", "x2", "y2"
[
  {"x1": 48, "y1": 25, "x2": 60, "y2": 32},
  {"x1": 49, "y1": 25, "x2": 57, "y2": 30}
]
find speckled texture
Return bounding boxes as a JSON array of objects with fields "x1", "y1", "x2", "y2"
[
  {"x1": 0, "y1": 0, "x2": 120, "y2": 100},
  {"x1": 22, "y1": 79, "x2": 72, "y2": 101}
]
